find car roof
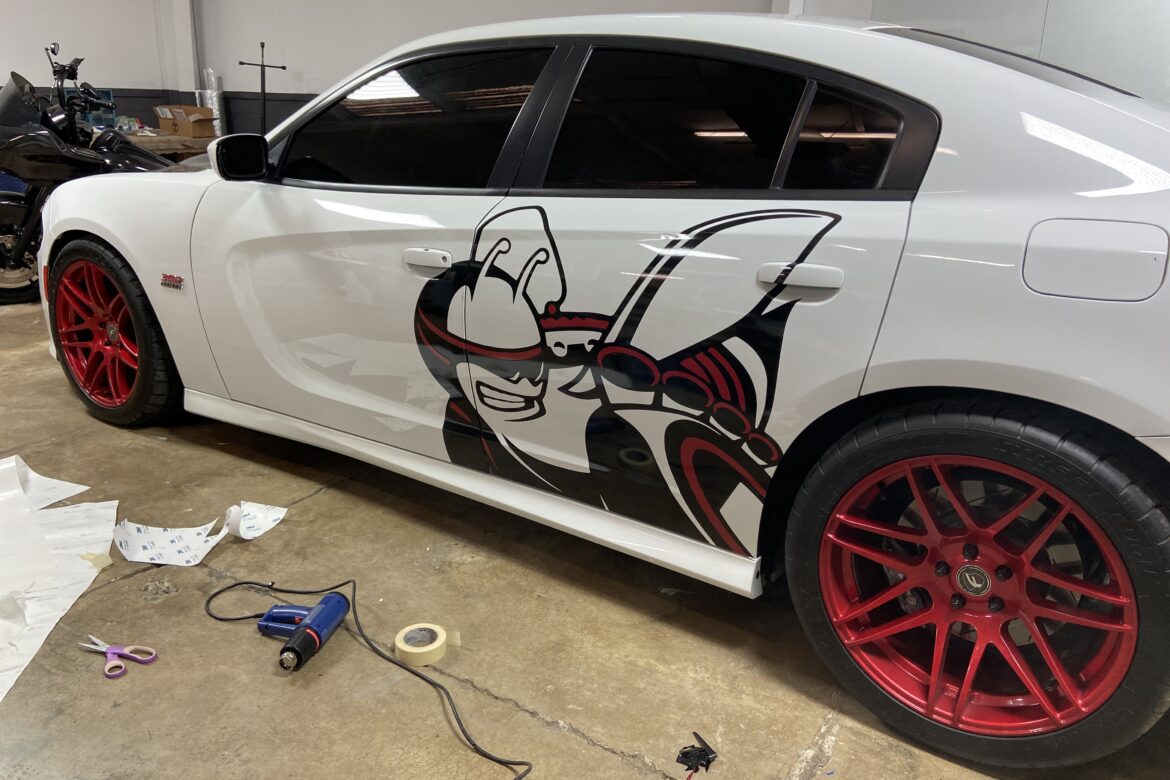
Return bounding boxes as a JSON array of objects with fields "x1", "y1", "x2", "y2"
[{"x1": 398, "y1": 13, "x2": 899, "y2": 52}]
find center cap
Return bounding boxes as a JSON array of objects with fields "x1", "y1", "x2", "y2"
[{"x1": 955, "y1": 564, "x2": 993, "y2": 597}]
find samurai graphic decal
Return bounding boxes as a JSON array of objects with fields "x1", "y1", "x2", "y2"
[{"x1": 415, "y1": 206, "x2": 840, "y2": 556}]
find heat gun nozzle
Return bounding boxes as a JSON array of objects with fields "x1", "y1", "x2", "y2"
[{"x1": 278, "y1": 650, "x2": 299, "y2": 670}]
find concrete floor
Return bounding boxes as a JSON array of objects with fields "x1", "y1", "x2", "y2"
[{"x1": 2, "y1": 299, "x2": 1168, "y2": 779}]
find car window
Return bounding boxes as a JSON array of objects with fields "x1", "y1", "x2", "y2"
[
  {"x1": 543, "y1": 49, "x2": 806, "y2": 189},
  {"x1": 783, "y1": 88, "x2": 900, "y2": 189},
  {"x1": 281, "y1": 48, "x2": 552, "y2": 188}
]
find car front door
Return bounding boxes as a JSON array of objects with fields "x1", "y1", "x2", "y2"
[
  {"x1": 416, "y1": 42, "x2": 936, "y2": 556},
  {"x1": 190, "y1": 44, "x2": 566, "y2": 461}
]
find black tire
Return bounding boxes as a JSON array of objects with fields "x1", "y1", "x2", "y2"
[
  {"x1": 48, "y1": 238, "x2": 182, "y2": 425},
  {"x1": 785, "y1": 399, "x2": 1170, "y2": 767}
]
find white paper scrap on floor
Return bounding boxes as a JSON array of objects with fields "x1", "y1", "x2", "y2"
[
  {"x1": 0, "y1": 455, "x2": 116, "y2": 703},
  {"x1": 112, "y1": 500, "x2": 287, "y2": 566}
]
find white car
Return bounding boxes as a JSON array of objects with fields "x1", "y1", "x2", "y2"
[{"x1": 37, "y1": 14, "x2": 1170, "y2": 767}]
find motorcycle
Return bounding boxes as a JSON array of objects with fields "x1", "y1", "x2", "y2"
[{"x1": 0, "y1": 42, "x2": 170, "y2": 304}]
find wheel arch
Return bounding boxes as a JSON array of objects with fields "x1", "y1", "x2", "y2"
[{"x1": 758, "y1": 386, "x2": 1170, "y2": 588}]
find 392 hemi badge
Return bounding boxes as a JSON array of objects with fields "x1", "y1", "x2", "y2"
[{"x1": 160, "y1": 273, "x2": 185, "y2": 290}]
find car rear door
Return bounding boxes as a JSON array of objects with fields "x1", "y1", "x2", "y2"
[
  {"x1": 190, "y1": 43, "x2": 569, "y2": 462},
  {"x1": 440, "y1": 41, "x2": 937, "y2": 556}
]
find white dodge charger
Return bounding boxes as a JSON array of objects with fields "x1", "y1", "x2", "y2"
[{"x1": 36, "y1": 14, "x2": 1170, "y2": 767}]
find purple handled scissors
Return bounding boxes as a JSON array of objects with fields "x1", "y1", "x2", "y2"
[{"x1": 79, "y1": 635, "x2": 158, "y2": 679}]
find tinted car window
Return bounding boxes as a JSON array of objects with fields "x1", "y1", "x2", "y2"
[
  {"x1": 783, "y1": 89, "x2": 899, "y2": 189},
  {"x1": 282, "y1": 48, "x2": 551, "y2": 187},
  {"x1": 544, "y1": 49, "x2": 806, "y2": 189}
]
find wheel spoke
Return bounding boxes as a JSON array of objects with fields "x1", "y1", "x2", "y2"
[
  {"x1": 83, "y1": 263, "x2": 109, "y2": 309},
  {"x1": 835, "y1": 511, "x2": 927, "y2": 545},
  {"x1": 105, "y1": 353, "x2": 122, "y2": 399},
  {"x1": 1022, "y1": 615, "x2": 1085, "y2": 711},
  {"x1": 842, "y1": 607, "x2": 934, "y2": 647},
  {"x1": 1025, "y1": 597, "x2": 1133, "y2": 633},
  {"x1": 995, "y1": 625, "x2": 1064, "y2": 723},
  {"x1": 82, "y1": 349, "x2": 107, "y2": 389},
  {"x1": 903, "y1": 463, "x2": 948, "y2": 539},
  {"x1": 1023, "y1": 505, "x2": 1072, "y2": 560},
  {"x1": 118, "y1": 344, "x2": 138, "y2": 370},
  {"x1": 826, "y1": 531, "x2": 920, "y2": 575},
  {"x1": 930, "y1": 459, "x2": 978, "y2": 533},
  {"x1": 60, "y1": 278, "x2": 97, "y2": 317},
  {"x1": 952, "y1": 632, "x2": 990, "y2": 726},
  {"x1": 1028, "y1": 565, "x2": 1129, "y2": 606},
  {"x1": 58, "y1": 321, "x2": 95, "y2": 336},
  {"x1": 108, "y1": 294, "x2": 127, "y2": 325},
  {"x1": 925, "y1": 620, "x2": 953, "y2": 716},
  {"x1": 986, "y1": 485, "x2": 1045, "y2": 535},
  {"x1": 832, "y1": 579, "x2": 914, "y2": 625}
]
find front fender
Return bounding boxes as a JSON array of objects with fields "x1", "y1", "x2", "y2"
[{"x1": 39, "y1": 171, "x2": 227, "y2": 398}]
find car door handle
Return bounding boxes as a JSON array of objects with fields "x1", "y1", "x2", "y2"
[
  {"x1": 758, "y1": 262, "x2": 844, "y2": 289},
  {"x1": 403, "y1": 247, "x2": 452, "y2": 270}
]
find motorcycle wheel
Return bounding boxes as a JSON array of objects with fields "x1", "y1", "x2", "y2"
[
  {"x1": 47, "y1": 238, "x2": 182, "y2": 425},
  {"x1": 0, "y1": 232, "x2": 39, "y2": 304}
]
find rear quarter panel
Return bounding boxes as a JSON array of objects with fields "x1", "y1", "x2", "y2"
[{"x1": 863, "y1": 64, "x2": 1170, "y2": 436}]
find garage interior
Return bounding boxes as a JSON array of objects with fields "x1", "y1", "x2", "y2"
[{"x1": 4, "y1": 1, "x2": 1170, "y2": 778}]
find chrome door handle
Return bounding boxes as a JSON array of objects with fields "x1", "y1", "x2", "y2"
[
  {"x1": 758, "y1": 262, "x2": 844, "y2": 289},
  {"x1": 403, "y1": 247, "x2": 452, "y2": 270}
]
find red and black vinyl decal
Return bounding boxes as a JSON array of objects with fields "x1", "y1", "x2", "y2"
[{"x1": 413, "y1": 206, "x2": 839, "y2": 554}]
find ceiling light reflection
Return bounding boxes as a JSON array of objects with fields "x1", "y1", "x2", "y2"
[{"x1": 1021, "y1": 112, "x2": 1170, "y2": 198}]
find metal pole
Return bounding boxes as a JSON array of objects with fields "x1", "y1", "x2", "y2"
[{"x1": 260, "y1": 42, "x2": 267, "y2": 134}]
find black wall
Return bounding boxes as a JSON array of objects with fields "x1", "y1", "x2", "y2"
[{"x1": 220, "y1": 91, "x2": 314, "y2": 134}]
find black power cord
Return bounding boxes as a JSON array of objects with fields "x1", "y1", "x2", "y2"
[{"x1": 205, "y1": 579, "x2": 532, "y2": 778}]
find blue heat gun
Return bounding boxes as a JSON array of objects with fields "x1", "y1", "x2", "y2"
[{"x1": 257, "y1": 592, "x2": 350, "y2": 670}]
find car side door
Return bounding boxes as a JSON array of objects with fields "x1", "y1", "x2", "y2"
[
  {"x1": 189, "y1": 43, "x2": 569, "y2": 462},
  {"x1": 421, "y1": 41, "x2": 937, "y2": 556}
]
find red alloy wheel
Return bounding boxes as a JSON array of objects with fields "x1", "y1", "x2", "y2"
[
  {"x1": 54, "y1": 259, "x2": 139, "y2": 408},
  {"x1": 819, "y1": 455, "x2": 1137, "y2": 736}
]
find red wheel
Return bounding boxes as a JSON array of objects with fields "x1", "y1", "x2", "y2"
[
  {"x1": 820, "y1": 455, "x2": 1136, "y2": 736},
  {"x1": 786, "y1": 402, "x2": 1170, "y2": 767},
  {"x1": 54, "y1": 258, "x2": 139, "y2": 407},
  {"x1": 48, "y1": 239, "x2": 181, "y2": 425}
]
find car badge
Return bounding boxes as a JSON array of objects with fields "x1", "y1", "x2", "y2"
[{"x1": 160, "y1": 273, "x2": 185, "y2": 290}]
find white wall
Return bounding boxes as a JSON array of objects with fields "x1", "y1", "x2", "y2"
[
  {"x1": 803, "y1": 0, "x2": 1170, "y2": 103},
  {"x1": 194, "y1": 0, "x2": 771, "y2": 95},
  {"x1": 7, "y1": 0, "x2": 1170, "y2": 105},
  {"x1": 0, "y1": 0, "x2": 196, "y2": 91}
]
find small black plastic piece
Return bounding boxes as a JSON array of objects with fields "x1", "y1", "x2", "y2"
[
  {"x1": 676, "y1": 731, "x2": 717, "y2": 773},
  {"x1": 280, "y1": 625, "x2": 319, "y2": 670},
  {"x1": 934, "y1": 561, "x2": 950, "y2": 576}
]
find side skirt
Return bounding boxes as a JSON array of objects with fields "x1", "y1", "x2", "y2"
[{"x1": 184, "y1": 390, "x2": 763, "y2": 597}]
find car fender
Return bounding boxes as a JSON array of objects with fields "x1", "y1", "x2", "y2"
[{"x1": 39, "y1": 170, "x2": 228, "y2": 398}]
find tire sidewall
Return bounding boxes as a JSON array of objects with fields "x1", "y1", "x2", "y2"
[
  {"x1": 48, "y1": 241, "x2": 158, "y2": 425},
  {"x1": 785, "y1": 412, "x2": 1170, "y2": 767}
]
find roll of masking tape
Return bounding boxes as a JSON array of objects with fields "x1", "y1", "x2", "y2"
[{"x1": 395, "y1": 623, "x2": 447, "y2": 666}]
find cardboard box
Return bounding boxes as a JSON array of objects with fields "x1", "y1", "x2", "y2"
[{"x1": 152, "y1": 105, "x2": 216, "y2": 138}]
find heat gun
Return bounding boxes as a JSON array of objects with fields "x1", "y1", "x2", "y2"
[{"x1": 257, "y1": 592, "x2": 350, "y2": 670}]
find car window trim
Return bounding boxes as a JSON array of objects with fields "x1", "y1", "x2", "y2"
[
  {"x1": 270, "y1": 37, "x2": 576, "y2": 195},
  {"x1": 512, "y1": 35, "x2": 940, "y2": 199},
  {"x1": 770, "y1": 78, "x2": 817, "y2": 189}
]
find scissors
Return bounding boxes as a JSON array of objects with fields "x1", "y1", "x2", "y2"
[{"x1": 79, "y1": 635, "x2": 158, "y2": 679}]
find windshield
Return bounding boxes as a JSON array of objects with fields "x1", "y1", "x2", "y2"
[{"x1": 0, "y1": 72, "x2": 42, "y2": 127}]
